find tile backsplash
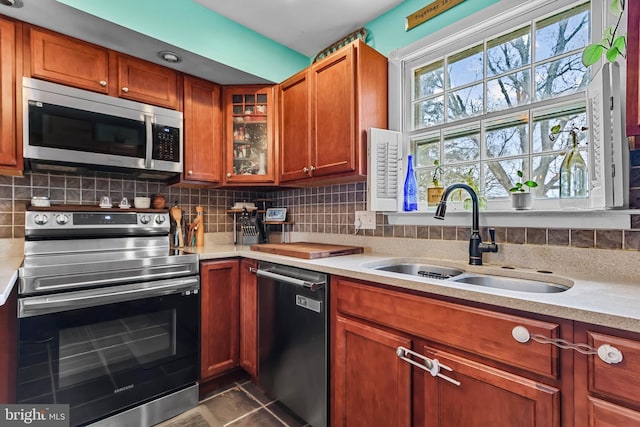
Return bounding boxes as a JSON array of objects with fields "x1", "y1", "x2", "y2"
[
  {"x1": 0, "y1": 173, "x2": 261, "y2": 238},
  {"x1": 1, "y1": 165, "x2": 639, "y2": 252},
  {"x1": 272, "y1": 182, "x2": 640, "y2": 252}
]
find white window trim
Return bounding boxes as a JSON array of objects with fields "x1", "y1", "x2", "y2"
[
  {"x1": 386, "y1": 209, "x2": 633, "y2": 229},
  {"x1": 384, "y1": 0, "x2": 631, "y2": 229}
]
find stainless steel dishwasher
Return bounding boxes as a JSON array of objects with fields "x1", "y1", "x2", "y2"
[{"x1": 254, "y1": 261, "x2": 328, "y2": 427}]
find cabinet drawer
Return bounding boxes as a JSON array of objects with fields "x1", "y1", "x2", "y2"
[
  {"x1": 588, "y1": 331, "x2": 640, "y2": 407},
  {"x1": 334, "y1": 278, "x2": 561, "y2": 378}
]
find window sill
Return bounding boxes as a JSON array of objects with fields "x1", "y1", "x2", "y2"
[{"x1": 385, "y1": 208, "x2": 635, "y2": 230}]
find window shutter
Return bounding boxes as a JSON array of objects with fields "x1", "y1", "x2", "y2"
[
  {"x1": 587, "y1": 62, "x2": 629, "y2": 209},
  {"x1": 367, "y1": 128, "x2": 401, "y2": 211}
]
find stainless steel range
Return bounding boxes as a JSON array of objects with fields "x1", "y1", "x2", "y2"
[{"x1": 18, "y1": 206, "x2": 200, "y2": 427}]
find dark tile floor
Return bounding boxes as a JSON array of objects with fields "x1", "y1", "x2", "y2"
[{"x1": 157, "y1": 380, "x2": 310, "y2": 427}]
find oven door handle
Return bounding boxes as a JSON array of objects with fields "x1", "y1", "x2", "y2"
[{"x1": 18, "y1": 276, "x2": 199, "y2": 318}]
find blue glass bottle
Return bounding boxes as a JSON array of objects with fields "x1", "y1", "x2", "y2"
[{"x1": 403, "y1": 154, "x2": 418, "y2": 211}]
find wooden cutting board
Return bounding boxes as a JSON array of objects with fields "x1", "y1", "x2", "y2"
[{"x1": 250, "y1": 242, "x2": 364, "y2": 259}]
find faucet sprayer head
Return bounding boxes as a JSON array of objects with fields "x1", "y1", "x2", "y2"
[{"x1": 434, "y1": 200, "x2": 447, "y2": 220}]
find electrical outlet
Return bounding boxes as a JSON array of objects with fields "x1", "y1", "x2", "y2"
[{"x1": 355, "y1": 210, "x2": 376, "y2": 230}]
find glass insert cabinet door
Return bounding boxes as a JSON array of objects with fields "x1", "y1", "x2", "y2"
[{"x1": 223, "y1": 86, "x2": 276, "y2": 184}]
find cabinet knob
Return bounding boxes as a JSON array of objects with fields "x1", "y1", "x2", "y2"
[
  {"x1": 303, "y1": 167, "x2": 309, "y2": 173},
  {"x1": 99, "y1": 80, "x2": 107, "y2": 87},
  {"x1": 226, "y1": 172, "x2": 232, "y2": 178},
  {"x1": 122, "y1": 87, "x2": 129, "y2": 93},
  {"x1": 188, "y1": 170, "x2": 193, "y2": 175},
  {"x1": 309, "y1": 165, "x2": 316, "y2": 172}
]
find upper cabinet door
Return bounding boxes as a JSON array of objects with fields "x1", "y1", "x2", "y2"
[
  {"x1": 223, "y1": 85, "x2": 277, "y2": 185},
  {"x1": 0, "y1": 17, "x2": 19, "y2": 170},
  {"x1": 28, "y1": 27, "x2": 110, "y2": 94},
  {"x1": 115, "y1": 54, "x2": 179, "y2": 110},
  {"x1": 311, "y1": 44, "x2": 357, "y2": 178},
  {"x1": 182, "y1": 75, "x2": 222, "y2": 183},
  {"x1": 278, "y1": 40, "x2": 387, "y2": 185},
  {"x1": 279, "y1": 69, "x2": 312, "y2": 182}
]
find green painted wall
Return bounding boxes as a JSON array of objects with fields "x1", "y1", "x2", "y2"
[
  {"x1": 58, "y1": 0, "x2": 498, "y2": 82},
  {"x1": 365, "y1": 0, "x2": 501, "y2": 56},
  {"x1": 57, "y1": 0, "x2": 310, "y2": 83}
]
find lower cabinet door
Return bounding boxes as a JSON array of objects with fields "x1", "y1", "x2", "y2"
[
  {"x1": 239, "y1": 259, "x2": 258, "y2": 377},
  {"x1": 200, "y1": 259, "x2": 240, "y2": 381},
  {"x1": 333, "y1": 316, "x2": 412, "y2": 427},
  {"x1": 586, "y1": 396, "x2": 640, "y2": 426},
  {"x1": 420, "y1": 345, "x2": 560, "y2": 427}
]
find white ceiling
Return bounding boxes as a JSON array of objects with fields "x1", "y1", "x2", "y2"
[
  {"x1": 193, "y1": 0, "x2": 403, "y2": 57},
  {"x1": 0, "y1": 0, "x2": 402, "y2": 83}
]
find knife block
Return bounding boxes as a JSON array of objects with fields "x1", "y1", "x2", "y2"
[{"x1": 241, "y1": 231, "x2": 260, "y2": 246}]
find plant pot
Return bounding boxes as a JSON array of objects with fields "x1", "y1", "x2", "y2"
[
  {"x1": 511, "y1": 192, "x2": 532, "y2": 210},
  {"x1": 427, "y1": 186, "x2": 445, "y2": 206}
]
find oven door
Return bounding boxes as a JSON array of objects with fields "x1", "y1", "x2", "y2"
[{"x1": 17, "y1": 277, "x2": 199, "y2": 427}]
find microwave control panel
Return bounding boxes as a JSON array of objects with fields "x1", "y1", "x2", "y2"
[{"x1": 153, "y1": 124, "x2": 180, "y2": 162}]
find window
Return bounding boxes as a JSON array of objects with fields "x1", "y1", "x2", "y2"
[{"x1": 399, "y1": 0, "x2": 613, "y2": 211}]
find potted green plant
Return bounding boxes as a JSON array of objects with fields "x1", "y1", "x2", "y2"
[
  {"x1": 509, "y1": 170, "x2": 538, "y2": 210},
  {"x1": 427, "y1": 160, "x2": 445, "y2": 206},
  {"x1": 581, "y1": 0, "x2": 626, "y2": 67}
]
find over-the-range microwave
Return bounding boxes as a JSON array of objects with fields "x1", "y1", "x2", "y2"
[{"x1": 22, "y1": 77, "x2": 183, "y2": 179}]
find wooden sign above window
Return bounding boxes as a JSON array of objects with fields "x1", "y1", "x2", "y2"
[{"x1": 406, "y1": 0, "x2": 465, "y2": 31}]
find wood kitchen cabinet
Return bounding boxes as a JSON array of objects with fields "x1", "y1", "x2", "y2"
[
  {"x1": 180, "y1": 75, "x2": 222, "y2": 184},
  {"x1": 333, "y1": 315, "x2": 412, "y2": 427},
  {"x1": 26, "y1": 25, "x2": 179, "y2": 110},
  {"x1": 331, "y1": 277, "x2": 569, "y2": 427},
  {"x1": 27, "y1": 26, "x2": 110, "y2": 94},
  {"x1": 239, "y1": 258, "x2": 258, "y2": 377},
  {"x1": 279, "y1": 69, "x2": 311, "y2": 182},
  {"x1": 222, "y1": 85, "x2": 277, "y2": 185},
  {"x1": 200, "y1": 259, "x2": 240, "y2": 381},
  {"x1": 279, "y1": 40, "x2": 387, "y2": 184},
  {"x1": 573, "y1": 323, "x2": 640, "y2": 426},
  {"x1": 114, "y1": 53, "x2": 179, "y2": 110},
  {"x1": 627, "y1": 0, "x2": 640, "y2": 146},
  {"x1": 0, "y1": 286, "x2": 17, "y2": 403},
  {"x1": 0, "y1": 16, "x2": 20, "y2": 172}
]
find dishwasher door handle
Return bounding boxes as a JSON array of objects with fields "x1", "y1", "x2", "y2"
[{"x1": 251, "y1": 267, "x2": 325, "y2": 291}]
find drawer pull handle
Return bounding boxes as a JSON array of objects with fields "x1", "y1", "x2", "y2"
[
  {"x1": 396, "y1": 346, "x2": 461, "y2": 386},
  {"x1": 511, "y1": 326, "x2": 623, "y2": 364}
]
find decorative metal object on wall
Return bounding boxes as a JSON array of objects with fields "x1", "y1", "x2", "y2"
[
  {"x1": 313, "y1": 27, "x2": 368, "y2": 63},
  {"x1": 406, "y1": 0, "x2": 465, "y2": 31}
]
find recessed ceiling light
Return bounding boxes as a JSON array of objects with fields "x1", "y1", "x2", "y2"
[
  {"x1": 0, "y1": 0, "x2": 15, "y2": 6},
  {"x1": 159, "y1": 51, "x2": 181, "y2": 64}
]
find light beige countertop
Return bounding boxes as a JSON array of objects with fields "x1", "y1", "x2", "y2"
[
  {"x1": 187, "y1": 242, "x2": 640, "y2": 334},
  {"x1": 2, "y1": 235, "x2": 639, "y2": 334},
  {"x1": 0, "y1": 257, "x2": 22, "y2": 306}
]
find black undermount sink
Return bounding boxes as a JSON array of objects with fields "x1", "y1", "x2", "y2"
[{"x1": 366, "y1": 260, "x2": 570, "y2": 293}]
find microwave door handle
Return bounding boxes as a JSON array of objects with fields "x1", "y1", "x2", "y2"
[{"x1": 144, "y1": 114, "x2": 153, "y2": 169}]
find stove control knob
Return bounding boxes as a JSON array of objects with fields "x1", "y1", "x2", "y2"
[
  {"x1": 34, "y1": 214, "x2": 48, "y2": 225},
  {"x1": 155, "y1": 215, "x2": 167, "y2": 224},
  {"x1": 139, "y1": 215, "x2": 152, "y2": 224},
  {"x1": 55, "y1": 214, "x2": 70, "y2": 225}
]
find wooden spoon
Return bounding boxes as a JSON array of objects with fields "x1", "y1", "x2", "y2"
[{"x1": 170, "y1": 205, "x2": 184, "y2": 247}]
